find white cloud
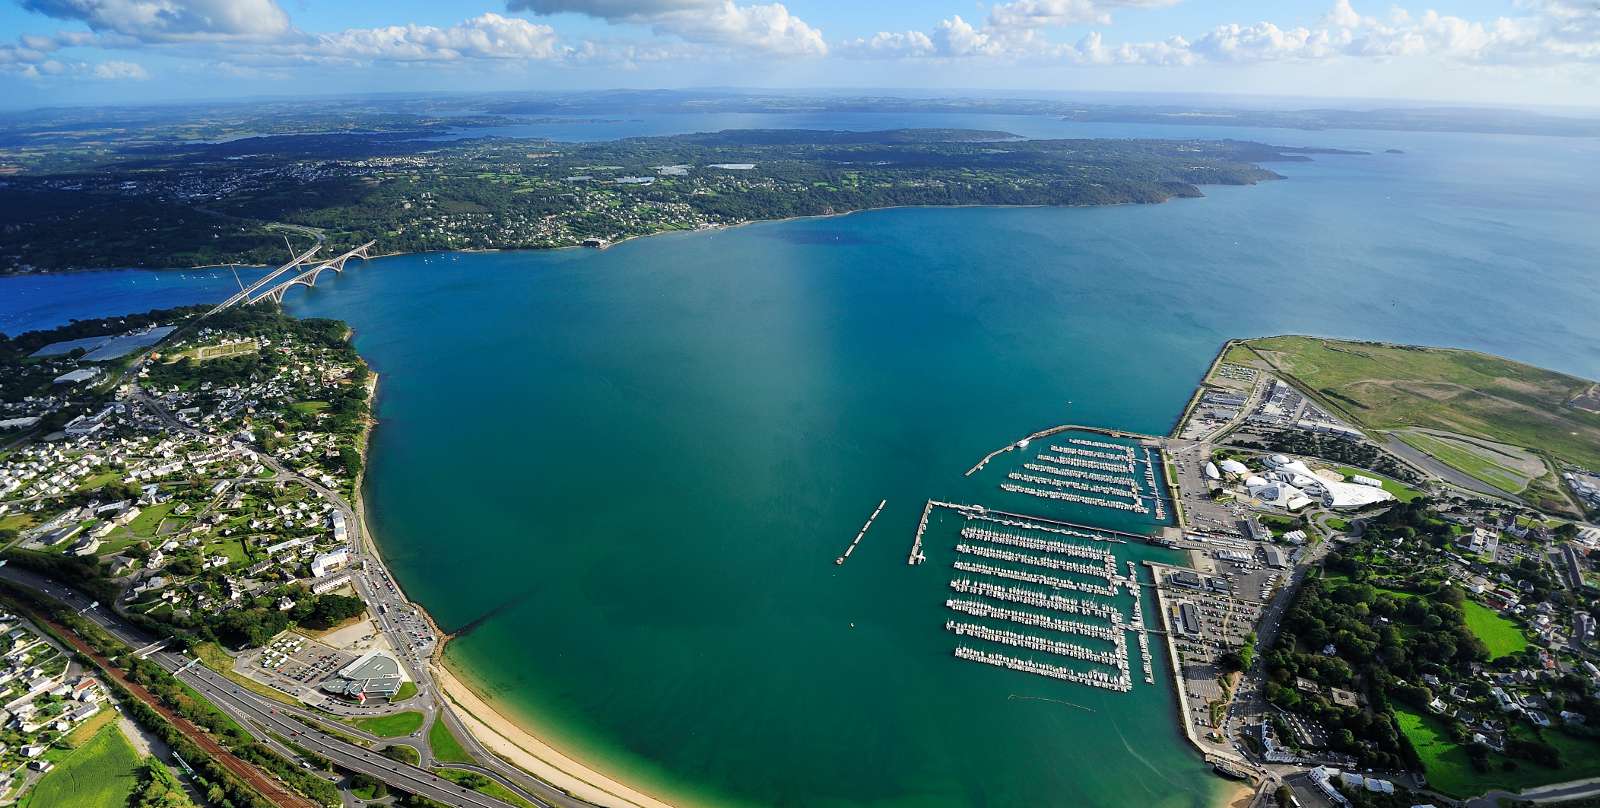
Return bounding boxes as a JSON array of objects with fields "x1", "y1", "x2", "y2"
[
  {"x1": 20, "y1": 0, "x2": 291, "y2": 42},
  {"x1": 987, "y1": 0, "x2": 1180, "y2": 31},
  {"x1": 508, "y1": 0, "x2": 826, "y2": 55},
  {"x1": 314, "y1": 13, "x2": 565, "y2": 63},
  {"x1": 840, "y1": 0, "x2": 1600, "y2": 68},
  {"x1": 92, "y1": 58, "x2": 148, "y2": 78}
]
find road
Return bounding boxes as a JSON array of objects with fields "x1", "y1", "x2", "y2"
[
  {"x1": 0, "y1": 563, "x2": 543, "y2": 808},
  {"x1": 1380, "y1": 433, "x2": 1519, "y2": 502},
  {"x1": 83, "y1": 381, "x2": 604, "y2": 808}
]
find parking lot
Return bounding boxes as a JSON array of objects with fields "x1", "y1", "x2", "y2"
[
  {"x1": 1160, "y1": 541, "x2": 1295, "y2": 736},
  {"x1": 236, "y1": 633, "x2": 357, "y2": 696}
]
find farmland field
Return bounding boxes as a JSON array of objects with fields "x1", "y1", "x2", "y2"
[{"x1": 24, "y1": 723, "x2": 141, "y2": 808}]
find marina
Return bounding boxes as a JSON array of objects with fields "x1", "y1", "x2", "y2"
[
  {"x1": 958, "y1": 526, "x2": 1116, "y2": 563},
  {"x1": 836, "y1": 499, "x2": 887, "y2": 565},
  {"x1": 953, "y1": 543, "x2": 1115, "y2": 580},
  {"x1": 953, "y1": 646, "x2": 1132, "y2": 692},
  {"x1": 1000, "y1": 482, "x2": 1152, "y2": 513},
  {"x1": 945, "y1": 599, "x2": 1121, "y2": 642},
  {"x1": 945, "y1": 622, "x2": 1127, "y2": 669},
  {"x1": 951, "y1": 560, "x2": 1119, "y2": 597},
  {"x1": 948, "y1": 578, "x2": 1124, "y2": 622}
]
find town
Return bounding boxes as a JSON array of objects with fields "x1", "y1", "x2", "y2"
[
  {"x1": 0, "y1": 301, "x2": 579, "y2": 808},
  {"x1": 1146, "y1": 339, "x2": 1600, "y2": 808}
]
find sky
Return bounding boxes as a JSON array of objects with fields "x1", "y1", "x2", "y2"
[{"x1": 0, "y1": 0, "x2": 1596, "y2": 110}]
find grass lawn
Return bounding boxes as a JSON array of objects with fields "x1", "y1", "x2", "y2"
[
  {"x1": 353, "y1": 710, "x2": 425, "y2": 738},
  {"x1": 1244, "y1": 336, "x2": 1600, "y2": 470},
  {"x1": 1220, "y1": 342, "x2": 1262, "y2": 367},
  {"x1": 0, "y1": 512, "x2": 36, "y2": 536},
  {"x1": 1332, "y1": 465, "x2": 1425, "y2": 503},
  {"x1": 202, "y1": 537, "x2": 250, "y2": 567},
  {"x1": 63, "y1": 706, "x2": 117, "y2": 745},
  {"x1": 1462, "y1": 601, "x2": 1528, "y2": 658},
  {"x1": 75, "y1": 471, "x2": 121, "y2": 492},
  {"x1": 1397, "y1": 709, "x2": 1600, "y2": 797},
  {"x1": 428, "y1": 717, "x2": 474, "y2": 764},
  {"x1": 24, "y1": 723, "x2": 142, "y2": 808},
  {"x1": 290, "y1": 401, "x2": 329, "y2": 414},
  {"x1": 434, "y1": 769, "x2": 537, "y2": 808},
  {"x1": 1394, "y1": 432, "x2": 1532, "y2": 495},
  {"x1": 1325, "y1": 517, "x2": 1350, "y2": 532},
  {"x1": 127, "y1": 501, "x2": 178, "y2": 538},
  {"x1": 393, "y1": 681, "x2": 418, "y2": 702},
  {"x1": 382, "y1": 744, "x2": 420, "y2": 766}
]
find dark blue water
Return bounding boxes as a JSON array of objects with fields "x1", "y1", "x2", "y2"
[{"x1": 0, "y1": 266, "x2": 274, "y2": 336}]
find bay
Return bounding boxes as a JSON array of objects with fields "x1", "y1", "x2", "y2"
[{"x1": 3, "y1": 115, "x2": 1599, "y2": 808}]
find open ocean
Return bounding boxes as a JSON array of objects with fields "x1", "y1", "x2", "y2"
[{"x1": 4, "y1": 113, "x2": 1598, "y2": 807}]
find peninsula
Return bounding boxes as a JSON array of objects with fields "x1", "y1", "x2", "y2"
[{"x1": 0, "y1": 127, "x2": 1338, "y2": 273}]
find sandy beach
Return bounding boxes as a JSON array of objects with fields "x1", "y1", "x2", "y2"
[
  {"x1": 435, "y1": 665, "x2": 679, "y2": 808},
  {"x1": 350, "y1": 371, "x2": 680, "y2": 808}
]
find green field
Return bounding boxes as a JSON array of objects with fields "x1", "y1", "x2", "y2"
[
  {"x1": 290, "y1": 401, "x2": 330, "y2": 414},
  {"x1": 434, "y1": 769, "x2": 537, "y2": 808},
  {"x1": 428, "y1": 717, "x2": 474, "y2": 764},
  {"x1": 393, "y1": 680, "x2": 418, "y2": 702},
  {"x1": 353, "y1": 710, "x2": 425, "y2": 738},
  {"x1": 1462, "y1": 601, "x2": 1528, "y2": 658},
  {"x1": 1398, "y1": 709, "x2": 1600, "y2": 797},
  {"x1": 1394, "y1": 432, "x2": 1534, "y2": 494},
  {"x1": 1245, "y1": 336, "x2": 1600, "y2": 470},
  {"x1": 1332, "y1": 466, "x2": 1424, "y2": 503},
  {"x1": 25, "y1": 723, "x2": 142, "y2": 808},
  {"x1": 127, "y1": 501, "x2": 178, "y2": 538}
]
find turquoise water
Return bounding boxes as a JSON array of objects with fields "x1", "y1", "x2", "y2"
[{"x1": 4, "y1": 119, "x2": 1600, "y2": 807}]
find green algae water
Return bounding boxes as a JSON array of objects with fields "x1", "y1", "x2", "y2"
[{"x1": 260, "y1": 128, "x2": 1600, "y2": 808}]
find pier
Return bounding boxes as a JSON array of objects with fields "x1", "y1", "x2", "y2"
[
  {"x1": 945, "y1": 622, "x2": 1125, "y2": 668},
  {"x1": 949, "y1": 578, "x2": 1122, "y2": 622},
  {"x1": 953, "y1": 646, "x2": 1132, "y2": 692},
  {"x1": 946, "y1": 599, "x2": 1121, "y2": 642},
  {"x1": 1000, "y1": 483, "x2": 1151, "y2": 514},
  {"x1": 963, "y1": 423, "x2": 1165, "y2": 478},
  {"x1": 908, "y1": 500, "x2": 934, "y2": 565},
  {"x1": 954, "y1": 544, "x2": 1114, "y2": 580},
  {"x1": 951, "y1": 560, "x2": 1117, "y2": 597},
  {"x1": 836, "y1": 499, "x2": 886, "y2": 565},
  {"x1": 958, "y1": 526, "x2": 1115, "y2": 564}
]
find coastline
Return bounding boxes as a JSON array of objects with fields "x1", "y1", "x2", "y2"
[
  {"x1": 348, "y1": 362, "x2": 685, "y2": 808},
  {"x1": 433, "y1": 663, "x2": 680, "y2": 808},
  {"x1": 4, "y1": 181, "x2": 1272, "y2": 278}
]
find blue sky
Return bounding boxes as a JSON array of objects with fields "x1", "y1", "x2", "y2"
[{"x1": 1, "y1": 0, "x2": 1596, "y2": 109}]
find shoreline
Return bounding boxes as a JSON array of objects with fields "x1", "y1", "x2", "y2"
[
  {"x1": 348, "y1": 360, "x2": 686, "y2": 808},
  {"x1": 433, "y1": 663, "x2": 682, "y2": 808},
  {"x1": 2, "y1": 184, "x2": 1268, "y2": 278}
]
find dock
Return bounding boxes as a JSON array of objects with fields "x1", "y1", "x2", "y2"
[
  {"x1": 908, "y1": 499, "x2": 934, "y2": 565},
  {"x1": 836, "y1": 499, "x2": 886, "y2": 565},
  {"x1": 964, "y1": 423, "x2": 1166, "y2": 477}
]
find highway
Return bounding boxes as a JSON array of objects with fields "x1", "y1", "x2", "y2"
[
  {"x1": 121, "y1": 374, "x2": 601, "y2": 808},
  {"x1": 0, "y1": 563, "x2": 528, "y2": 808}
]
